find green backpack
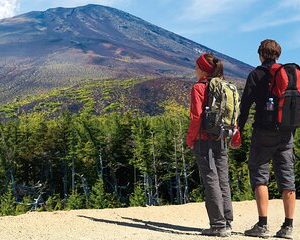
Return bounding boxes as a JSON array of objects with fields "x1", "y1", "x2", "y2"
[{"x1": 202, "y1": 77, "x2": 240, "y2": 138}]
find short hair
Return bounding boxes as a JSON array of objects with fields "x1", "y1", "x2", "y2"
[{"x1": 257, "y1": 39, "x2": 281, "y2": 60}]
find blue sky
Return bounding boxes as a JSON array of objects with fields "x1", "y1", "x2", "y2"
[{"x1": 1, "y1": 0, "x2": 300, "y2": 66}]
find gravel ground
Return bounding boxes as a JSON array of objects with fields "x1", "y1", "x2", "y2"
[{"x1": 0, "y1": 199, "x2": 299, "y2": 240}]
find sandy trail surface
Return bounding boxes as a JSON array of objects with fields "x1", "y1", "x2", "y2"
[{"x1": 0, "y1": 199, "x2": 299, "y2": 240}]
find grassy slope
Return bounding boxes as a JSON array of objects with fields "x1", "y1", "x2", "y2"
[{"x1": 0, "y1": 76, "x2": 194, "y2": 120}]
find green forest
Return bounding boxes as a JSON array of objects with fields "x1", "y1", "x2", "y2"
[{"x1": 0, "y1": 102, "x2": 299, "y2": 216}]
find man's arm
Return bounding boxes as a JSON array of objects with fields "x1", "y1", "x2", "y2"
[{"x1": 238, "y1": 71, "x2": 256, "y2": 131}]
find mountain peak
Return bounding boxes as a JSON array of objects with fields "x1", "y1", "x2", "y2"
[{"x1": 0, "y1": 4, "x2": 252, "y2": 104}]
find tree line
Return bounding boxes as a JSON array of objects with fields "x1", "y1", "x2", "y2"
[{"x1": 0, "y1": 105, "x2": 299, "y2": 215}]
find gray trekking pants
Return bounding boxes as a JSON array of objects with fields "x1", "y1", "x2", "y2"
[{"x1": 193, "y1": 139, "x2": 233, "y2": 228}]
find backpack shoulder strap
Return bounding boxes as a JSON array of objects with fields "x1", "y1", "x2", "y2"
[
  {"x1": 197, "y1": 80, "x2": 209, "y2": 94},
  {"x1": 271, "y1": 63, "x2": 290, "y2": 93},
  {"x1": 198, "y1": 80, "x2": 208, "y2": 84},
  {"x1": 256, "y1": 65, "x2": 272, "y2": 82},
  {"x1": 257, "y1": 64, "x2": 281, "y2": 93}
]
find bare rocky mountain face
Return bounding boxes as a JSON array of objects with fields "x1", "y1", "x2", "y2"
[{"x1": 0, "y1": 4, "x2": 253, "y2": 104}]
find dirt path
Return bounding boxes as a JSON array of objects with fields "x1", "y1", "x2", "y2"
[{"x1": 0, "y1": 199, "x2": 299, "y2": 240}]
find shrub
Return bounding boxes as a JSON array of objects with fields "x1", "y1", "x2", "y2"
[
  {"x1": 89, "y1": 179, "x2": 122, "y2": 209},
  {"x1": 15, "y1": 196, "x2": 32, "y2": 214},
  {"x1": 189, "y1": 187, "x2": 204, "y2": 203},
  {"x1": 0, "y1": 186, "x2": 16, "y2": 216},
  {"x1": 129, "y1": 184, "x2": 146, "y2": 207},
  {"x1": 65, "y1": 192, "x2": 85, "y2": 210},
  {"x1": 45, "y1": 194, "x2": 64, "y2": 211}
]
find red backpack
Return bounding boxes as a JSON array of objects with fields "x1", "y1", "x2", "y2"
[{"x1": 268, "y1": 63, "x2": 300, "y2": 129}]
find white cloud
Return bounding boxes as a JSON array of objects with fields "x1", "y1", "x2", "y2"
[
  {"x1": 179, "y1": 0, "x2": 257, "y2": 21},
  {"x1": 175, "y1": 0, "x2": 259, "y2": 35},
  {"x1": 280, "y1": 0, "x2": 300, "y2": 8},
  {"x1": 0, "y1": 0, "x2": 20, "y2": 19},
  {"x1": 177, "y1": 0, "x2": 300, "y2": 35},
  {"x1": 241, "y1": 0, "x2": 300, "y2": 31},
  {"x1": 286, "y1": 30, "x2": 300, "y2": 50}
]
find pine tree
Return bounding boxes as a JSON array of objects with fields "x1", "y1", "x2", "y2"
[
  {"x1": 129, "y1": 184, "x2": 146, "y2": 207},
  {"x1": 89, "y1": 178, "x2": 122, "y2": 209},
  {"x1": 65, "y1": 191, "x2": 84, "y2": 210},
  {"x1": 45, "y1": 194, "x2": 63, "y2": 211},
  {"x1": 89, "y1": 179, "x2": 109, "y2": 209},
  {"x1": 0, "y1": 185, "x2": 16, "y2": 216}
]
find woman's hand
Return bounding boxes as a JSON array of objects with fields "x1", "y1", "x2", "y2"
[{"x1": 229, "y1": 127, "x2": 242, "y2": 149}]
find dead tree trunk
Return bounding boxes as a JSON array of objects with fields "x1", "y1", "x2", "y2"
[
  {"x1": 174, "y1": 136, "x2": 182, "y2": 204},
  {"x1": 179, "y1": 120, "x2": 189, "y2": 203}
]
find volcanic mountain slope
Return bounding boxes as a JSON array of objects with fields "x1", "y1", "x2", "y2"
[
  {"x1": 0, "y1": 77, "x2": 196, "y2": 120},
  {"x1": 0, "y1": 75, "x2": 247, "y2": 121},
  {"x1": 0, "y1": 4, "x2": 252, "y2": 104}
]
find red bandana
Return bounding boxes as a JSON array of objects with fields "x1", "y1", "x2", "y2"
[{"x1": 196, "y1": 54, "x2": 214, "y2": 74}]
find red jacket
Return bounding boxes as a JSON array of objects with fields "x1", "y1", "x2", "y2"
[{"x1": 186, "y1": 78, "x2": 209, "y2": 148}]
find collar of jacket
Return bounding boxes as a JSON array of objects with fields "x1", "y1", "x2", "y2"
[
  {"x1": 197, "y1": 76, "x2": 209, "y2": 83},
  {"x1": 262, "y1": 59, "x2": 276, "y2": 68}
]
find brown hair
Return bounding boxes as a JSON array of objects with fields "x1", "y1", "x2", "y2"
[
  {"x1": 204, "y1": 53, "x2": 224, "y2": 78},
  {"x1": 257, "y1": 39, "x2": 281, "y2": 61}
]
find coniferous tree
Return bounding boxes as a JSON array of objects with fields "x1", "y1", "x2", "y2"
[
  {"x1": 131, "y1": 117, "x2": 153, "y2": 205},
  {"x1": 89, "y1": 179, "x2": 110, "y2": 209},
  {"x1": 65, "y1": 191, "x2": 85, "y2": 210},
  {"x1": 129, "y1": 184, "x2": 146, "y2": 207},
  {"x1": 0, "y1": 185, "x2": 16, "y2": 216}
]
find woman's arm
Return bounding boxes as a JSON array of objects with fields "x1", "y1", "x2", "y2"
[{"x1": 186, "y1": 83, "x2": 205, "y2": 148}]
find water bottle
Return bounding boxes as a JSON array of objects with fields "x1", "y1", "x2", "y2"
[
  {"x1": 265, "y1": 97, "x2": 275, "y2": 124},
  {"x1": 266, "y1": 98, "x2": 274, "y2": 111},
  {"x1": 203, "y1": 106, "x2": 209, "y2": 130}
]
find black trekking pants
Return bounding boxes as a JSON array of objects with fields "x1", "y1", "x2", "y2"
[{"x1": 193, "y1": 139, "x2": 233, "y2": 228}]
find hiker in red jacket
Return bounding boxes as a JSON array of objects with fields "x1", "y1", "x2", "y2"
[
  {"x1": 239, "y1": 39, "x2": 296, "y2": 239},
  {"x1": 186, "y1": 53, "x2": 234, "y2": 237}
]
